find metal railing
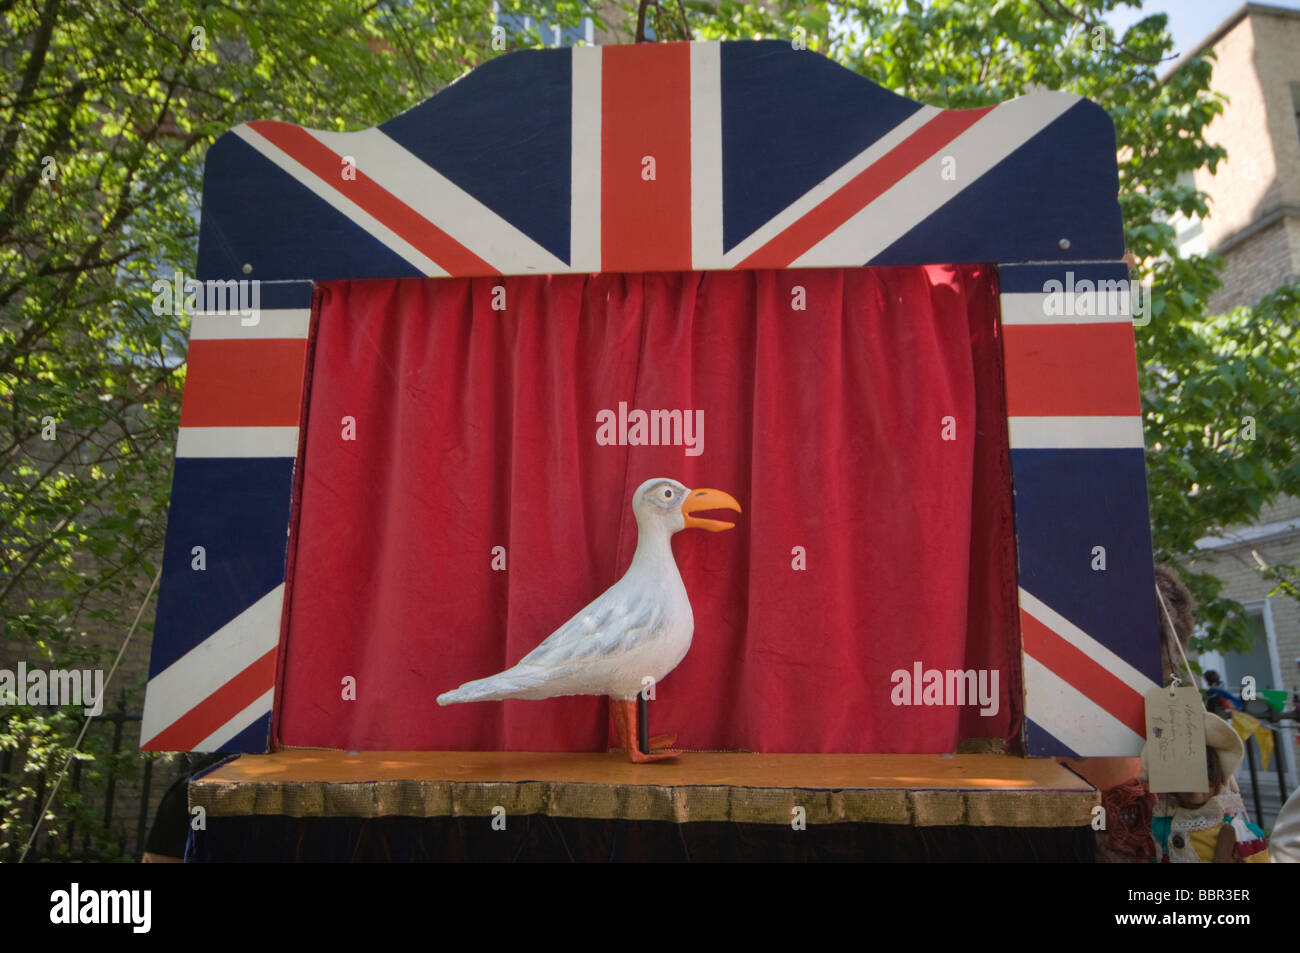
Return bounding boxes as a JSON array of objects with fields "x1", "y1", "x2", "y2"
[
  {"x1": 1239, "y1": 722, "x2": 1295, "y2": 830},
  {"x1": 1, "y1": 693, "x2": 184, "y2": 862}
]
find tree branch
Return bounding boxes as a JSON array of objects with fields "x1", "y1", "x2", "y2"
[{"x1": 0, "y1": 0, "x2": 63, "y2": 190}]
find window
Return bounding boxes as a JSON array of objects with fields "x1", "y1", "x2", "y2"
[
  {"x1": 493, "y1": 3, "x2": 594, "y2": 47},
  {"x1": 1170, "y1": 169, "x2": 1208, "y2": 258}
]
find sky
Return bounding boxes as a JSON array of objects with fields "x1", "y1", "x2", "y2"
[{"x1": 1105, "y1": 0, "x2": 1300, "y2": 61}]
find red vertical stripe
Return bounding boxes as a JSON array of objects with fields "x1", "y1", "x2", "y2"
[
  {"x1": 737, "y1": 107, "x2": 993, "y2": 269},
  {"x1": 601, "y1": 43, "x2": 692, "y2": 272},
  {"x1": 180, "y1": 339, "x2": 308, "y2": 427},
  {"x1": 1002, "y1": 323, "x2": 1141, "y2": 417}
]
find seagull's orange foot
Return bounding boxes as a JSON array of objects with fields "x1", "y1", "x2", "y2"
[
  {"x1": 610, "y1": 697, "x2": 683, "y2": 764},
  {"x1": 625, "y1": 745, "x2": 681, "y2": 763}
]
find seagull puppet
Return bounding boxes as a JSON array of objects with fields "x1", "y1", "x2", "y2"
[{"x1": 437, "y1": 478, "x2": 741, "y2": 762}]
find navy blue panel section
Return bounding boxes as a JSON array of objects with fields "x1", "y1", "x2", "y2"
[
  {"x1": 874, "y1": 101, "x2": 1125, "y2": 265},
  {"x1": 197, "y1": 134, "x2": 423, "y2": 282},
  {"x1": 381, "y1": 48, "x2": 571, "y2": 263},
  {"x1": 207, "y1": 712, "x2": 272, "y2": 754},
  {"x1": 1025, "y1": 720, "x2": 1080, "y2": 759},
  {"x1": 257, "y1": 280, "x2": 315, "y2": 310},
  {"x1": 1009, "y1": 448, "x2": 1161, "y2": 678},
  {"x1": 997, "y1": 262, "x2": 1130, "y2": 294},
  {"x1": 721, "y1": 41, "x2": 922, "y2": 253},
  {"x1": 150, "y1": 457, "x2": 295, "y2": 677}
]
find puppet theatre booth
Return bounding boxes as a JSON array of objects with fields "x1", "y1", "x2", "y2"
[{"x1": 143, "y1": 40, "x2": 1162, "y2": 862}]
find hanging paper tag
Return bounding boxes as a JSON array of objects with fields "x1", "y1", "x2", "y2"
[{"x1": 1144, "y1": 686, "x2": 1208, "y2": 793}]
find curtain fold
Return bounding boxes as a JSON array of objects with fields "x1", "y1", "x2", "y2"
[{"x1": 276, "y1": 266, "x2": 1018, "y2": 753}]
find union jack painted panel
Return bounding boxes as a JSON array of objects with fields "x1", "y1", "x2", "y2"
[
  {"x1": 141, "y1": 280, "x2": 313, "y2": 752},
  {"x1": 196, "y1": 41, "x2": 1124, "y2": 281},
  {"x1": 998, "y1": 263, "x2": 1160, "y2": 756},
  {"x1": 146, "y1": 39, "x2": 1158, "y2": 755}
]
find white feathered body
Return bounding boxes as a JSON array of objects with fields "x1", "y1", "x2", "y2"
[{"x1": 437, "y1": 528, "x2": 694, "y2": 704}]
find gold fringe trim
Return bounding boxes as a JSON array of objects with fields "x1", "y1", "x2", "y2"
[{"x1": 191, "y1": 778, "x2": 1095, "y2": 828}]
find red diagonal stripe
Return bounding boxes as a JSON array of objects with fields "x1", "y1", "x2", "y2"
[
  {"x1": 247, "y1": 121, "x2": 496, "y2": 276},
  {"x1": 1021, "y1": 608, "x2": 1146, "y2": 737},
  {"x1": 601, "y1": 43, "x2": 691, "y2": 273},
  {"x1": 142, "y1": 648, "x2": 277, "y2": 750},
  {"x1": 737, "y1": 107, "x2": 994, "y2": 270}
]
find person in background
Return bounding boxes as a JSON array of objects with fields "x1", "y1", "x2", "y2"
[
  {"x1": 1201, "y1": 669, "x2": 1242, "y2": 715},
  {"x1": 140, "y1": 753, "x2": 227, "y2": 863}
]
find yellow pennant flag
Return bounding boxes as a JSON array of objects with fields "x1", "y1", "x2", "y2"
[{"x1": 1230, "y1": 711, "x2": 1275, "y2": 771}]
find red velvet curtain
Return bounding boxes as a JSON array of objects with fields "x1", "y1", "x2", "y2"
[{"x1": 276, "y1": 266, "x2": 1020, "y2": 753}]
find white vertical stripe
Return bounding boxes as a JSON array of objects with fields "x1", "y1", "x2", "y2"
[
  {"x1": 1024, "y1": 655, "x2": 1145, "y2": 755},
  {"x1": 193, "y1": 689, "x2": 275, "y2": 751},
  {"x1": 570, "y1": 45, "x2": 603, "y2": 273},
  {"x1": 689, "y1": 42, "x2": 723, "y2": 270},
  {"x1": 141, "y1": 585, "x2": 286, "y2": 745},
  {"x1": 1007, "y1": 416, "x2": 1144, "y2": 449},
  {"x1": 796, "y1": 93, "x2": 1080, "y2": 267},
  {"x1": 233, "y1": 125, "x2": 447, "y2": 277}
]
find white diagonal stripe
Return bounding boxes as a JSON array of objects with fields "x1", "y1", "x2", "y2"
[
  {"x1": 690, "y1": 42, "x2": 723, "y2": 270},
  {"x1": 999, "y1": 292, "x2": 1135, "y2": 326},
  {"x1": 571, "y1": 44, "x2": 602, "y2": 273},
  {"x1": 233, "y1": 125, "x2": 446, "y2": 277},
  {"x1": 193, "y1": 689, "x2": 274, "y2": 752},
  {"x1": 176, "y1": 427, "x2": 300, "y2": 458},
  {"x1": 141, "y1": 585, "x2": 285, "y2": 745},
  {"x1": 190, "y1": 309, "x2": 311, "y2": 341},
  {"x1": 795, "y1": 93, "x2": 1080, "y2": 267},
  {"x1": 1008, "y1": 416, "x2": 1144, "y2": 449},
  {"x1": 308, "y1": 128, "x2": 567, "y2": 274},
  {"x1": 1019, "y1": 587, "x2": 1158, "y2": 697},
  {"x1": 720, "y1": 105, "x2": 942, "y2": 267},
  {"x1": 1024, "y1": 655, "x2": 1146, "y2": 755}
]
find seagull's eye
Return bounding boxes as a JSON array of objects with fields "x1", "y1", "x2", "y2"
[{"x1": 662, "y1": 488, "x2": 674, "y2": 500}]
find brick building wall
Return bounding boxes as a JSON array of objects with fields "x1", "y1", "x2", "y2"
[
  {"x1": 1168, "y1": 6, "x2": 1300, "y2": 824},
  {"x1": 1209, "y1": 216, "x2": 1300, "y2": 312},
  {"x1": 1189, "y1": 5, "x2": 1300, "y2": 311}
]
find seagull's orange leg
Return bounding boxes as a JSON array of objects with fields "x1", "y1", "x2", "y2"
[
  {"x1": 610, "y1": 695, "x2": 630, "y2": 750},
  {"x1": 610, "y1": 697, "x2": 680, "y2": 763}
]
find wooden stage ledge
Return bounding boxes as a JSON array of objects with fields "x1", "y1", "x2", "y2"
[{"x1": 191, "y1": 751, "x2": 1097, "y2": 829}]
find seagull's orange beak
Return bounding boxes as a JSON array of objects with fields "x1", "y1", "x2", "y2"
[{"x1": 681, "y1": 487, "x2": 742, "y2": 532}]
